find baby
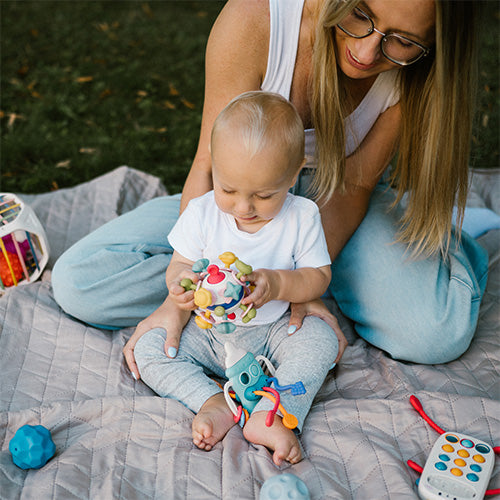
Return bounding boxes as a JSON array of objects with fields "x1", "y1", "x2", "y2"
[{"x1": 134, "y1": 91, "x2": 339, "y2": 466}]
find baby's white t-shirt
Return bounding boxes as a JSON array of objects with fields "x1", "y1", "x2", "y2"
[{"x1": 168, "y1": 191, "x2": 331, "y2": 325}]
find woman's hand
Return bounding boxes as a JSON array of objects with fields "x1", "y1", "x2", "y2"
[
  {"x1": 123, "y1": 298, "x2": 190, "y2": 380},
  {"x1": 288, "y1": 299, "x2": 348, "y2": 363}
]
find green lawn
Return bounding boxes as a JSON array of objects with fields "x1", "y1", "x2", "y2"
[
  {"x1": 1, "y1": 1, "x2": 498, "y2": 195},
  {"x1": 1, "y1": 1, "x2": 224, "y2": 194}
]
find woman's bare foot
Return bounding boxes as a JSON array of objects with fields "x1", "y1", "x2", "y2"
[
  {"x1": 243, "y1": 411, "x2": 302, "y2": 466},
  {"x1": 192, "y1": 393, "x2": 236, "y2": 450}
]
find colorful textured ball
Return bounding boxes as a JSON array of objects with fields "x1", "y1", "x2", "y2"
[
  {"x1": 259, "y1": 473, "x2": 310, "y2": 500},
  {"x1": 9, "y1": 425, "x2": 56, "y2": 469}
]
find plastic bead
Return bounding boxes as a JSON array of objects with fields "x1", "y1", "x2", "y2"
[
  {"x1": 219, "y1": 252, "x2": 237, "y2": 268},
  {"x1": 192, "y1": 258, "x2": 209, "y2": 273}
]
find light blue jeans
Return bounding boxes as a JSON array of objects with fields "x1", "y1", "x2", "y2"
[
  {"x1": 52, "y1": 175, "x2": 489, "y2": 364},
  {"x1": 134, "y1": 314, "x2": 339, "y2": 431}
]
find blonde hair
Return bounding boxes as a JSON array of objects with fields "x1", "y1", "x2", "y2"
[
  {"x1": 311, "y1": 0, "x2": 480, "y2": 256},
  {"x1": 211, "y1": 91, "x2": 305, "y2": 172}
]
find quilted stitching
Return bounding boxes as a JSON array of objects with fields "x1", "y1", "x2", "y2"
[{"x1": 1, "y1": 168, "x2": 498, "y2": 499}]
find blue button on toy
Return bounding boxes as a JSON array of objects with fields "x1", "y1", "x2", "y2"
[
  {"x1": 466, "y1": 473, "x2": 479, "y2": 482},
  {"x1": 461, "y1": 439, "x2": 474, "y2": 448},
  {"x1": 470, "y1": 464, "x2": 482, "y2": 472},
  {"x1": 445, "y1": 434, "x2": 459, "y2": 443},
  {"x1": 435, "y1": 462, "x2": 447, "y2": 471},
  {"x1": 475, "y1": 444, "x2": 490, "y2": 454},
  {"x1": 438, "y1": 454, "x2": 450, "y2": 461},
  {"x1": 9, "y1": 425, "x2": 56, "y2": 470}
]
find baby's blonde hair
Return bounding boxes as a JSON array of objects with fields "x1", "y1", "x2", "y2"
[{"x1": 211, "y1": 91, "x2": 305, "y2": 173}]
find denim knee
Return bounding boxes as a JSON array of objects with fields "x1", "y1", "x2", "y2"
[
  {"x1": 52, "y1": 249, "x2": 89, "y2": 323},
  {"x1": 330, "y1": 187, "x2": 488, "y2": 365},
  {"x1": 51, "y1": 246, "x2": 134, "y2": 328},
  {"x1": 52, "y1": 195, "x2": 180, "y2": 328},
  {"x1": 383, "y1": 310, "x2": 478, "y2": 365},
  {"x1": 52, "y1": 241, "x2": 171, "y2": 328}
]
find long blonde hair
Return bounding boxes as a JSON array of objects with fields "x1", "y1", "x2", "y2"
[{"x1": 310, "y1": 0, "x2": 480, "y2": 257}]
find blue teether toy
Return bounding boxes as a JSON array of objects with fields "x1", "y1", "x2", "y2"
[
  {"x1": 9, "y1": 424, "x2": 56, "y2": 469},
  {"x1": 259, "y1": 473, "x2": 310, "y2": 500}
]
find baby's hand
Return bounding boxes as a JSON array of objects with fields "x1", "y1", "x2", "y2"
[
  {"x1": 167, "y1": 270, "x2": 200, "y2": 311},
  {"x1": 242, "y1": 269, "x2": 279, "y2": 308}
]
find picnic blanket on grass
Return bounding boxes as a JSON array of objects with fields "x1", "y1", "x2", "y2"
[{"x1": 1, "y1": 166, "x2": 498, "y2": 499}]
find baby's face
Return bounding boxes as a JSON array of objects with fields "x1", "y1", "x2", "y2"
[{"x1": 211, "y1": 131, "x2": 300, "y2": 234}]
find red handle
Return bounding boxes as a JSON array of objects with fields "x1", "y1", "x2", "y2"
[{"x1": 409, "y1": 395, "x2": 445, "y2": 435}]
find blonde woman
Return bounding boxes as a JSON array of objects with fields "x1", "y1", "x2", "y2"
[{"x1": 53, "y1": 0, "x2": 488, "y2": 377}]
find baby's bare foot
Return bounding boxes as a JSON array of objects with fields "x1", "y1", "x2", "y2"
[
  {"x1": 243, "y1": 411, "x2": 302, "y2": 466},
  {"x1": 192, "y1": 393, "x2": 236, "y2": 451}
]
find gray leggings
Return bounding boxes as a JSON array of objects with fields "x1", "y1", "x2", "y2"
[{"x1": 134, "y1": 313, "x2": 339, "y2": 432}]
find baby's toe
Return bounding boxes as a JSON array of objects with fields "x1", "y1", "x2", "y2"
[{"x1": 288, "y1": 443, "x2": 303, "y2": 464}]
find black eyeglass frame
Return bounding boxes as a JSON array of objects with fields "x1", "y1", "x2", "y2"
[{"x1": 337, "y1": 7, "x2": 431, "y2": 66}]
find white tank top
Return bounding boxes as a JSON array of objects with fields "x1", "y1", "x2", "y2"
[{"x1": 261, "y1": 0, "x2": 400, "y2": 163}]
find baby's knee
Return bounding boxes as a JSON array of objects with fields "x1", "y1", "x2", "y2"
[
  {"x1": 52, "y1": 251, "x2": 88, "y2": 321},
  {"x1": 134, "y1": 328, "x2": 168, "y2": 368},
  {"x1": 299, "y1": 316, "x2": 339, "y2": 363}
]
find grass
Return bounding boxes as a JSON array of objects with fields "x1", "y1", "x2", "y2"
[
  {"x1": 1, "y1": 1, "x2": 224, "y2": 194},
  {"x1": 1, "y1": 0, "x2": 499, "y2": 195}
]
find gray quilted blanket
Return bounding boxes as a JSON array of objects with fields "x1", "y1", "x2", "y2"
[{"x1": 1, "y1": 167, "x2": 499, "y2": 499}]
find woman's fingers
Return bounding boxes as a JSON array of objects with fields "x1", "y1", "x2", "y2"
[
  {"x1": 164, "y1": 328, "x2": 182, "y2": 358},
  {"x1": 287, "y1": 302, "x2": 306, "y2": 334},
  {"x1": 288, "y1": 299, "x2": 348, "y2": 362},
  {"x1": 327, "y1": 314, "x2": 348, "y2": 362},
  {"x1": 123, "y1": 329, "x2": 145, "y2": 380}
]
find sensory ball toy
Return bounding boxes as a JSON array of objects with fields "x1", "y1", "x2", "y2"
[
  {"x1": 9, "y1": 425, "x2": 56, "y2": 469},
  {"x1": 181, "y1": 252, "x2": 257, "y2": 333},
  {"x1": 259, "y1": 473, "x2": 310, "y2": 500}
]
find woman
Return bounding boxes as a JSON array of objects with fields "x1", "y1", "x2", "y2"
[{"x1": 52, "y1": 0, "x2": 488, "y2": 378}]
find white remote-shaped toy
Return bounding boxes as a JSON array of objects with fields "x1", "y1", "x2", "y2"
[{"x1": 418, "y1": 431, "x2": 494, "y2": 500}]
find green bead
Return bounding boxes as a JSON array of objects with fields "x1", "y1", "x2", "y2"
[
  {"x1": 235, "y1": 259, "x2": 252, "y2": 276},
  {"x1": 246, "y1": 308, "x2": 256, "y2": 319},
  {"x1": 214, "y1": 306, "x2": 225, "y2": 317},
  {"x1": 180, "y1": 278, "x2": 194, "y2": 291},
  {"x1": 242, "y1": 308, "x2": 256, "y2": 323}
]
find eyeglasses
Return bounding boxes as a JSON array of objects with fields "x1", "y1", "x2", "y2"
[{"x1": 337, "y1": 7, "x2": 431, "y2": 66}]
